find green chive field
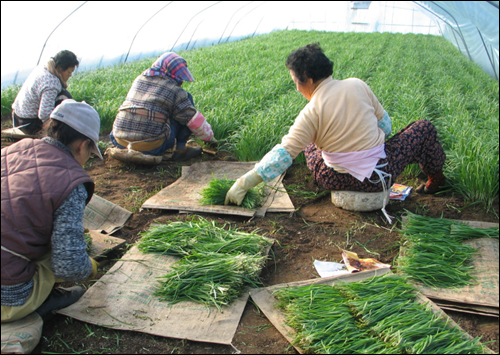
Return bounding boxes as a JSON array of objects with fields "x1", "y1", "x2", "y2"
[{"x1": 2, "y1": 30, "x2": 498, "y2": 210}]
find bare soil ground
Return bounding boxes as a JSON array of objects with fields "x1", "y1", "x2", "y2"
[{"x1": 2, "y1": 116, "x2": 498, "y2": 354}]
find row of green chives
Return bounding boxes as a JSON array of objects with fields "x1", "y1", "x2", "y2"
[
  {"x1": 397, "y1": 212, "x2": 498, "y2": 288},
  {"x1": 274, "y1": 274, "x2": 488, "y2": 354}
]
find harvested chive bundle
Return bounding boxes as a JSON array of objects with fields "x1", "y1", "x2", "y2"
[
  {"x1": 450, "y1": 223, "x2": 499, "y2": 241},
  {"x1": 398, "y1": 212, "x2": 498, "y2": 288},
  {"x1": 137, "y1": 216, "x2": 273, "y2": 310},
  {"x1": 137, "y1": 216, "x2": 272, "y2": 256},
  {"x1": 274, "y1": 285, "x2": 391, "y2": 354},
  {"x1": 274, "y1": 274, "x2": 488, "y2": 354},
  {"x1": 154, "y1": 253, "x2": 267, "y2": 310},
  {"x1": 199, "y1": 177, "x2": 265, "y2": 209}
]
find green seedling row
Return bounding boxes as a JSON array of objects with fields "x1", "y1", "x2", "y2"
[{"x1": 2, "y1": 30, "x2": 498, "y2": 209}]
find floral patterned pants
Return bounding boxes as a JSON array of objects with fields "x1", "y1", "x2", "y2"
[{"x1": 304, "y1": 119, "x2": 446, "y2": 192}]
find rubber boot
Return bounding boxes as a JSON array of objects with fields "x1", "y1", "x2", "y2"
[
  {"x1": 171, "y1": 146, "x2": 202, "y2": 161},
  {"x1": 35, "y1": 286, "x2": 85, "y2": 319}
]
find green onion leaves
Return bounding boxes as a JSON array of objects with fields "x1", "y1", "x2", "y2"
[
  {"x1": 137, "y1": 216, "x2": 273, "y2": 310},
  {"x1": 397, "y1": 212, "x2": 498, "y2": 288},
  {"x1": 273, "y1": 274, "x2": 488, "y2": 354},
  {"x1": 199, "y1": 176, "x2": 265, "y2": 209}
]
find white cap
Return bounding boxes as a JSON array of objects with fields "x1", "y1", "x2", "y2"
[{"x1": 50, "y1": 100, "x2": 103, "y2": 159}]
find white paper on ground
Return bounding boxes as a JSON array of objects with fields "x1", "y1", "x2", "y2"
[{"x1": 313, "y1": 260, "x2": 350, "y2": 278}]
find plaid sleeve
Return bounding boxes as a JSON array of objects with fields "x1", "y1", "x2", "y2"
[{"x1": 172, "y1": 88, "x2": 197, "y2": 125}]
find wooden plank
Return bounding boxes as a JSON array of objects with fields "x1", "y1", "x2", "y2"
[
  {"x1": 431, "y1": 299, "x2": 498, "y2": 317},
  {"x1": 1, "y1": 127, "x2": 36, "y2": 139},
  {"x1": 87, "y1": 230, "x2": 126, "y2": 259},
  {"x1": 141, "y1": 161, "x2": 295, "y2": 216},
  {"x1": 250, "y1": 269, "x2": 494, "y2": 354}
]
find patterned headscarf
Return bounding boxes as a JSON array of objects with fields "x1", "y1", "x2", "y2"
[{"x1": 143, "y1": 52, "x2": 195, "y2": 85}]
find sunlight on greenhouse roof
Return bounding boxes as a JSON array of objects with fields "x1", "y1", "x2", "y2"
[{"x1": 1, "y1": 1, "x2": 498, "y2": 88}]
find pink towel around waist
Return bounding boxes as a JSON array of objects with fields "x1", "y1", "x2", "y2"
[{"x1": 322, "y1": 144, "x2": 386, "y2": 182}]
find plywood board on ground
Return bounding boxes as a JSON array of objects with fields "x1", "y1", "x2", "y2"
[
  {"x1": 249, "y1": 269, "x2": 391, "y2": 354},
  {"x1": 249, "y1": 269, "x2": 493, "y2": 354},
  {"x1": 87, "y1": 230, "x2": 126, "y2": 259},
  {"x1": 141, "y1": 161, "x2": 295, "y2": 217},
  {"x1": 401, "y1": 218, "x2": 499, "y2": 313},
  {"x1": 1, "y1": 127, "x2": 37, "y2": 139},
  {"x1": 416, "y1": 237, "x2": 499, "y2": 313}
]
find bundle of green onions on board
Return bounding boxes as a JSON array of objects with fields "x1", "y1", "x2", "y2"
[
  {"x1": 397, "y1": 211, "x2": 499, "y2": 288},
  {"x1": 199, "y1": 176, "x2": 265, "y2": 209},
  {"x1": 137, "y1": 216, "x2": 273, "y2": 310},
  {"x1": 273, "y1": 274, "x2": 489, "y2": 354}
]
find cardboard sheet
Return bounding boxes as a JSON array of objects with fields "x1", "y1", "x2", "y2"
[
  {"x1": 248, "y1": 269, "x2": 491, "y2": 354},
  {"x1": 141, "y1": 161, "x2": 295, "y2": 217},
  {"x1": 58, "y1": 244, "x2": 268, "y2": 345},
  {"x1": 84, "y1": 194, "x2": 132, "y2": 234},
  {"x1": 87, "y1": 230, "x2": 126, "y2": 259},
  {"x1": 401, "y1": 219, "x2": 499, "y2": 315}
]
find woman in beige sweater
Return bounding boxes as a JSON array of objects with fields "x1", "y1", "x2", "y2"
[{"x1": 225, "y1": 43, "x2": 446, "y2": 206}]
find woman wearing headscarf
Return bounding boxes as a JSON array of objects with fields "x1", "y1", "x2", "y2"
[
  {"x1": 110, "y1": 52, "x2": 216, "y2": 161},
  {"x1": 12, "y1": 50, "x2": 79, "y2": 135}
]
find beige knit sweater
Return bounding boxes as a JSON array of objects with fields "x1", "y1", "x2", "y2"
[{"x1": 281, "y1": 77, "x2": 386, "y2": 160}]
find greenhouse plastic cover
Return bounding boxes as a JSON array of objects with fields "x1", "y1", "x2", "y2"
[{"x1": 1, "y1": 1, "x2": 498, "y2": 89}]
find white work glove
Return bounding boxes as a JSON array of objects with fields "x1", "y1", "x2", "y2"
[{"x1": 225, "y1": 170, "x2": 263, "y2": 206}]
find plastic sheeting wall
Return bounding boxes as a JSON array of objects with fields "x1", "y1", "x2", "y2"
[
  {"x1": 414, "y1": 1, "x2": 499, "y2": 80},
  {"x1": 1, "y1": 1, "x2": 497, "y2": 88}
]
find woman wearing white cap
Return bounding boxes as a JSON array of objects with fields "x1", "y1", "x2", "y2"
[
  {"x1": 1, "y1": 100, "x2": 102, "y2": 329},
  {"x1": 110, "y1": 52, "x2": 217, "y2": 162}
]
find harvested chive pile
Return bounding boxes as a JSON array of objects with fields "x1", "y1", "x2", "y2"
[
  {"x1": 273, "y1": 274, "x2": 488, "y2": 354},
  {"x1": 397, "y1": 211, "x2": 499, "y2": 288},
  {"x1": 137, "y1": 216, "x2": 273, "y2": 310},
  {"x1": 199, "y1": 177, "x2": 265, "y2": 209}
]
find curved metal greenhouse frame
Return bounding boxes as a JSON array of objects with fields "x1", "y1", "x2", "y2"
[{"x1": 1, "y1": 1, "x2": 498, "y2": 88}]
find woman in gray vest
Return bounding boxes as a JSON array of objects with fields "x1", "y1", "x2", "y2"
[{"x1": 2, "y1": 100, "x2": 102, "y2": 326}]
